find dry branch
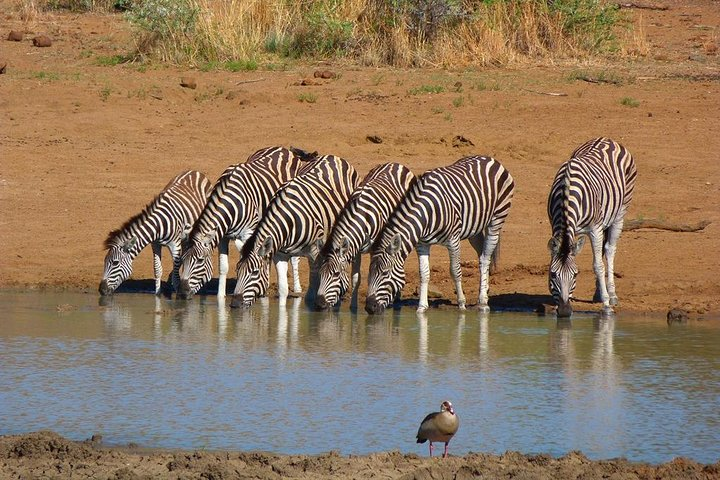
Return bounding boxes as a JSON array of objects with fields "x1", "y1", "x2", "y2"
[
  {"x1": 522, "y1": 88, "x2": 568, "y2": 96},
  {"x1": 625, "y1": 218, "x2": 710, "y2": 232}
]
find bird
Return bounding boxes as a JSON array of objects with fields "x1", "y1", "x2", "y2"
[{"x1": 416, "y1": 400, "x2": 459, "y2": 458}]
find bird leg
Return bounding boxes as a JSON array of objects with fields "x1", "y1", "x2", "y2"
[
  {"x1": 443, "y1": 442, "x2": 449, "y2": 458},
  {"x1": 429, "y1": 442, "x2": 434, "y2": 457}
]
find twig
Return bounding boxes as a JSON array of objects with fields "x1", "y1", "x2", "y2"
[
  {"x1": 625, "y1": 218, "x2": 711, "y2": 232},
  {"x1": 235, "y1": 78, "x2": 265, "y2": 85},
  {"x1": 617, "y1": 2, "x2": 668, "y2": 10},
  {"x1": 522, "y1": 88, "x2": 568, "y2": 97}
]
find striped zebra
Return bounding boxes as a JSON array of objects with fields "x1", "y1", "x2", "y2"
[
  {"x1": 176, "y1": 146, "x2": 316, "y2": 299},
  {"x1": 316, "y1": 163, "x2": 415, "y2": 311},
  {"x1": 365, "y1": 156, "x2": 515, "y2": 314},
  {"x1": 230, "y1": 155, "x2": 359, "y2": 308},
  {"x1": 547, "y1": 137, "x2": 637, "y2": 317},
  {"x1": 100, "y1": 170, "x2": 212, "y2": 296}
]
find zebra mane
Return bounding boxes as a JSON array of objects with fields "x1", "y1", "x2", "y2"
[
  {"x1": 556, "y1": 160, "x2": 576, "y2": 257},
  {"x1": 369, "y1": 174, "x2": 420, "y2": 253},
  {"x1": 103, "y1": 207, "x2": 151, "y2": 249}
]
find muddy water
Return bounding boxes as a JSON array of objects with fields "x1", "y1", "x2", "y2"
[{"x1": 1, "y1": 291, "x2": 718, "y2": 463}]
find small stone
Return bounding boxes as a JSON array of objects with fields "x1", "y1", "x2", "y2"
[
  {"x1": 647, "y1": 112, "x2": 653, "y2": 117},
  {"x1": 452, "y1": 135, "x2": 474, "y2": 148},
  {"x1": 667, "y1": 308, "x2": 689, "y2": 324},
  {"x1": 91, "y1": 434, "x2": 103, "y2": 443},
  {"x1": 180, "y1": 77, "x2": 197, "y2": 89},
  {"x1": 7, "y1": 30, "x2": 23, "y2": 41},
  {"x1": 314, "y1": 69, "x2": 336, "y2": 79},
  {"x1": 366, "y1": 135, "x2": 383, "y2": 144},
  {"x1": 0, "y1": 62, "x2": 6, "y2": 74},
  {"x1": 32, "y1": 35, "x2": 52, "y2": 47}
]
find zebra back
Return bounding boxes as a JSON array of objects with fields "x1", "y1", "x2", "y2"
[
  {"x1": 375, "y1": 155, "x2": 515, "y2": 256},
  {"x1": 100, "y1": 170, "x2": 211, "y2": 295},
  {"x1": 186, "y1": 146, "x2": 315, "y2": 249},
  {"x1": 104, "y1": 170, "x2": 212, "y2": 253},
  {"x1": 325, "y1": 162, "x2": 416, "y2": 258},
  {"x1": 233, "y1": 155, "x2": 359, "y2": 307},
  {"x1": 547, "y1": 137, "x2": 637, "y2": 255}
]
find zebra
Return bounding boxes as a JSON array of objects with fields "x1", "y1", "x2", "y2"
[
  {"x1": 230, "y1": 155, "x2": 359, "y2": 308},
  {"x1": 315, "y1": 162, "x2": 416, "y2": 312},
  {"x1": 100, "y1": 170, "x2": 212, "y2": 296},
  {"x1": 365, "y1": 155, "x2": 515, "y2": 315},
  {"x1": 176, "y1": 146, "x2": 316, "y2": 299},
  {"x1": 547, "y1": 137, "x2": 637, "y2": 317}
]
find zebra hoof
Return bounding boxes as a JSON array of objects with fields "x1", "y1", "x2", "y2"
[
  {"x1": 417, "y1": 305, "x2": 428, "y2": 314},
  {"x1": 602, "y1": 305, "x2": 615, "y2": 316},
  {"x1": 474, "y1": 304, "x2": 490, "y2": 313},
  {"x1": 609, "y1": 296, "x2": 619, "y2": 306}
]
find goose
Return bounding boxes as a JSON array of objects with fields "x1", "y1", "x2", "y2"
[{"x1": 416, "y1": 400, "x2": 459, "y2": 458}]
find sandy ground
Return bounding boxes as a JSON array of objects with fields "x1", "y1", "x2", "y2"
[
  {"x1": 1, "y1": 1, "x2": 720, "y2": 477},
  {"x1": 1, "y1": 431, "x2": 719, "y2": 480}
]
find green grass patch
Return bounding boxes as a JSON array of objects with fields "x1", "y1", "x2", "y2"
[
  {"x1": 452, "y1": 96, "x2": 464, "y2": 108},
  {"x1": 95, "y1": 54, "x2": 130, "y2": 66},
  {"x1": 32, "y1": 71, "x2": 60, "y2": 81},
  {"x1": 620, "y1": 96, "x2": 640, "y2": 107},
  {"x1": 298, "y1": 92, "x2": 317, "y2": 103}
]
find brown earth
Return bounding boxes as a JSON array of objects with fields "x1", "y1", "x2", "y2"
[
  {"x1": 2, "y1": 431, "x2": 719, "y2": 480},
  {"x1": 1, "y1": 2, "x2": 720, "y2": 476}
]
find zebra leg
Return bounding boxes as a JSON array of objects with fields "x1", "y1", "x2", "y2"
[
  {"x1": 416, "y1": 244, "x2": 431, "y2": 313},
  {"x1": 350, "y1": 254, "x2": 362, "y2": 313},
  {"x1": 469, "y1": 232, "x2": 497, "y2": 312},
  {"x1": 168, "y1": 241, "x2": 182, "y2": 293},
  {"x1": 275, "y1": 259, "x2": 290, "y2": 307},
  {"x1": 447, "y1": 240, "x2": 467, "y2": 311},
  {"x1": 589, "y1": 228, "x2": 611, "y2": 310},
  {"x1": 604, "y1": 219, "x2": 625, "y2": 306},
  {"x1": 290, "y1": 257, "x2": 303, "y2": 295},
  {"x1": 217, "y1": 238, "x2": 231, "y2": 298},
  {"x1": 151, "y1": 243, "x2": 163, "y2": 295}
]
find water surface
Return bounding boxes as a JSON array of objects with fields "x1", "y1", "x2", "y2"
[{"x1": 1, "y1": 291, "x2": 718, "y2": 463}]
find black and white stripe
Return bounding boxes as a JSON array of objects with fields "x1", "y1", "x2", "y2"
[
  {"x1": 231, "y1": 155, "x2": 359, "y2": 308},
  {"x1": 547, "y1": 137, "x2": 637, "y2": 317},
  {"x1": 365, "y1": 156, "x2": 515, "y2": 314},
  {"x1": 177, "y1": 146, "x2": 315, "y2": 299},
  {"x1": 316, "y1": 163, "x2": 415, "y2": 311},
  {"x1": 100, "y1": 170, "x2": 212, "y2": 296}
]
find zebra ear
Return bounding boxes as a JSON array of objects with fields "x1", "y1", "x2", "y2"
[
  {"x1": 548, "y1": 237, "x2": 560, "y2": 254},
  {"x1": 122, "y1": 237, "x2": 137, "y2": 253},
  {"x1": 573, "y1": 236, "x2": 586, "y2": 255},
  {"x1": 200, "y1": 233, "x2": 212, "y2": 248},
  {"x1": 338, "y1": 237, "x2": 350, "y2": 257},
  {"x1": 258, "y1": 236, "x2": 273, "y2": 258},
  {"x1": 387, "y1": 234, "x2": 402, "y2": 255}
]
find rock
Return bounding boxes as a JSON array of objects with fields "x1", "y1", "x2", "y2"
[
  {"x1": 32, "y1": 35, "x2": 52, "y2": 47},
  {"x1": 294, "y1": 78, "x2": 322, "y2": 86},
  {"x1": 180, "y1": 77, "x2": 197, "y2": 89},
  {"x1": 0, "y1": 61, "x2": 6, "y2": 74},
  {"x1": 314, "y1": 69, "x2": 336, "y2": 79},
  {"x1": 7, "y1": 30, "x2": 23, "y2": 41},
  {"x1": 452, "y1": 135, "x2": 474, "y2": 148},
  {"x1": 667, "y1": 308, "x2": 689, "y2": 324},
  {"x1": 366, "y1": 135, "x2": 383, "y2": 144}
]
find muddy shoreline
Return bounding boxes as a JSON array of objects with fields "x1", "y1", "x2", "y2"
[{"x1": 1, "y1": 431, "x2": 718, "y2": 479}]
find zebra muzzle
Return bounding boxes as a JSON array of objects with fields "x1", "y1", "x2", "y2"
[{"x1": 365, "y1": 295, "x2": 385, "y2": 315}]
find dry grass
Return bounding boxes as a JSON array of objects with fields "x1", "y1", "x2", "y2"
[{"x1": 17, "y1": 0, "x2": 648, "y2": 67}]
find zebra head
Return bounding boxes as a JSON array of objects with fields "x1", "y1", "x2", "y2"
[
  {"x1": 316, "y1": 237, "x2": 352, "y2": 310},
  {"x1": 177, "y1": 234, "x2": 214, "y2": 299},
  {"x1": 231, "y1": 236, "x2": 272, "y2": 308},
  {"x1": 365, "y1": 233, "x2": 405, "y2": 315},
  {"x1": 548, "y1": 235, "x2": 585, "y2": 317},
  {"x1": 99, "y1": 237, "x2": 137, "y2": 296}
]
